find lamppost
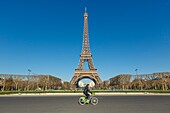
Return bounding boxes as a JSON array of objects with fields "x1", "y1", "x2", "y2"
[
  {"x1": 135, "y1": 69, "x2": 143, "y2": 90},
  {"x1": 161, "y1": 74, "x2": 164, "y2": 91},
  {"x1": 27, "y1": 69, "x2": 31, "y2": 91},
  {"x1": 135, "y1": 69, "x2": 140, "y2": 90},
  {"x1": 135, "y1": 69, "x2": 138, "y2": 76},
  {"x1": 28, "y1": 69, "x2": 31, "y2": 75}
]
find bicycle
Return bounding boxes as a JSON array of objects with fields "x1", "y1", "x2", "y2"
[{"x1": 78, "y1": 93, "x2": 98, "y2": 105}]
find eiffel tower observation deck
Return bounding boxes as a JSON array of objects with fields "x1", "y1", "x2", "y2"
[{"x1": 70, "y1": 8, "x2": 102, "y2": 88}]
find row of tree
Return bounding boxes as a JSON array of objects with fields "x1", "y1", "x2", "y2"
[
  {"x1": 1, "y1": 72, "x2": 170, "y2": 91},
  {"x1": 109, "y1": 72, "x2": 170, "y2": 90},
  {"x1": 0, "y1": 74, "x2": 62, "y2": 91}
]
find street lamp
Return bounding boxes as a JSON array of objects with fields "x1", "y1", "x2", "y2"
[
  {"x1": 135, "y1": 69, "x2": 138, "y2": 76},
  {"x1": 135, "y1": 69, "x2": 143, "y2": 90},
  {"x1": 28, "y1": 69, "x2": 31, "y2": 75},
  {"x1": 135, "y1": 69, "x2": 140, "y2": 90},
  {"x1": 27, "y1": 69, "x2": 31, "y2": 91}
]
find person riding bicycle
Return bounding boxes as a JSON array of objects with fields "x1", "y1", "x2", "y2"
[{"x1": 83, "y1": 84, "x2": 92, "y2": 99}]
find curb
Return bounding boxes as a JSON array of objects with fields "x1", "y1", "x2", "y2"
[{"x1": 0, "y1": 93, "x2": 170, "y2": 97}]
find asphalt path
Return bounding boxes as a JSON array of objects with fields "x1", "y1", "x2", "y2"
[{"x1": 0, "y1": 95, "x2": 170, "y2": 113}]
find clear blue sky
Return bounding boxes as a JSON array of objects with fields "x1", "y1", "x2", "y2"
[{"x1": 0, "y1": 0, "x2": 170, "y2": 81}]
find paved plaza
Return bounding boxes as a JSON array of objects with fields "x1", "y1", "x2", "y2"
[{"x1": 0, "y1": 95, "x2": 170, "y2": 113}]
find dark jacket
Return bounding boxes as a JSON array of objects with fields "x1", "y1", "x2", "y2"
[{"x1": 83, "y1": 85, "x2": 92, "y2": 94}]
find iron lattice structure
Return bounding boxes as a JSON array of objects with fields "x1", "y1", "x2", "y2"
[{"x1": 70, "y1": 9, "x2": 102, "y2": 87}]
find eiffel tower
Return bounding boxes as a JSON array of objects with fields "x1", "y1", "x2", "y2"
[{"x1": 70, "y1": 8, "x2": 102, "y2": 87}]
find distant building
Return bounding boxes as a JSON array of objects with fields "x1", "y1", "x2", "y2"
[
  {"x1": 89, "y1": 81, "x2": 95, "y2": 87},
  {"x1": 78, "y1": 81, "x2": 86, "y2": 87}
]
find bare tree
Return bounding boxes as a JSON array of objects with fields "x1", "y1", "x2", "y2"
[{"x1": 13, "y1": 75, "x2": 24, "y2": 91}]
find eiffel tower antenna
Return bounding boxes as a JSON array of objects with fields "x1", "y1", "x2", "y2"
[
  {"x1": 82, "y1": 6, "x2": 90, "y2": 55},
  {"x1": 85, "y1": 7, "x2": 87, "y2": 13},
  {"x1": 70, "y1": 7, "x2": 102, "y2": 88}
]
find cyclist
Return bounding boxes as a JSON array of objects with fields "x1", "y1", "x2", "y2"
[{"x1": 83, "y1": 84, "x2": 92, "y2": 99}]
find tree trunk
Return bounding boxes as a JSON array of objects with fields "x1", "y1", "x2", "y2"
[
  {"x1": 2, "y1": 77, "x2": 6, "y2": 91},
  {"x1": 15, "y1": 83, "x2": 18, "y2": 90}
]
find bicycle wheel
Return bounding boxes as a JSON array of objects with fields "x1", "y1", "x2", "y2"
[
  {"x1": 91, "y1": 97, "x2": 98, "y2": 105},
  {"x1": 78, "y1": 97, "x2": 86, "y2": 105}
]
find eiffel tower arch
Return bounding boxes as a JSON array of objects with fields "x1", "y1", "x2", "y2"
[{"x1": 70, "y1": 8, "x2": 102, "y2": 88}]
